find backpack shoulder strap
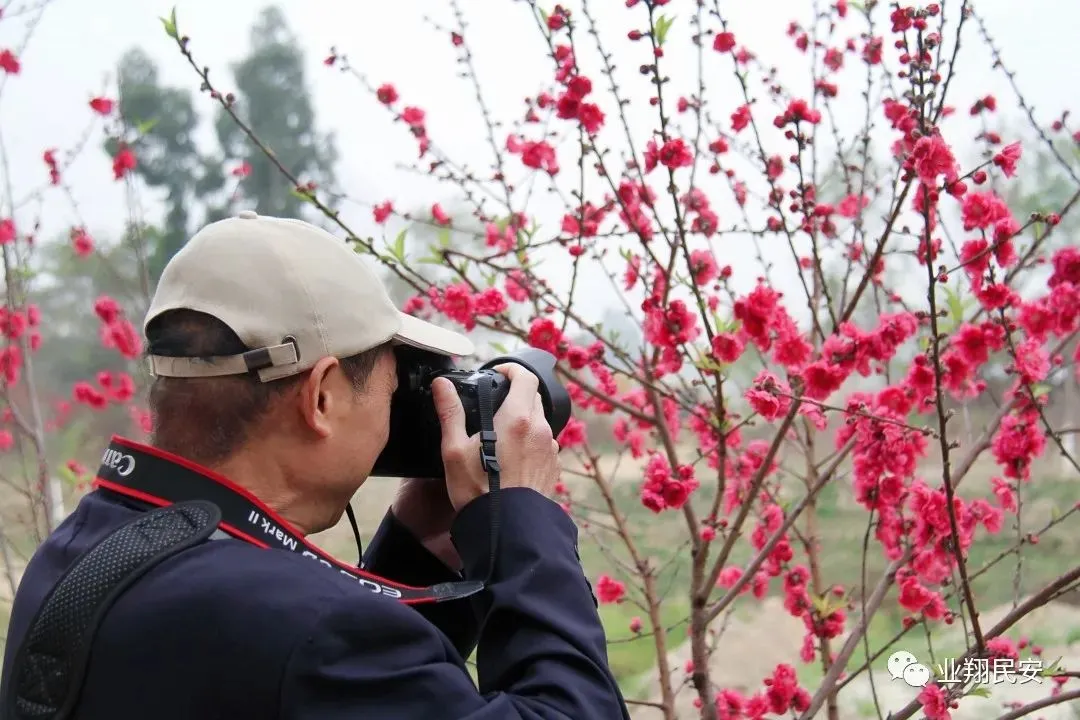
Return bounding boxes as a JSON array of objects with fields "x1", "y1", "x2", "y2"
[{"x1": 5, "y1": 500, "x2": 221, "y2": 720}]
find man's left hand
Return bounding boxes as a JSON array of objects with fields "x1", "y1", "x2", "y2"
[{"x1": 390, "y1": 478, "x2": 462, "y2": 572}]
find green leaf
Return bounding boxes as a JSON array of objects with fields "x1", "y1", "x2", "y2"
[
  {"x1": 491, "y1": 342, "x2": 509, "y2": 354},
  {"x1": 808, "y1": 592, "x2": 846, "y2": 618},
  {"x1": 1039, "y1": 656, "x2": 1063, "y2": 676},
  {"x1": 712, "y1": 311, "x2": 738, "y2": 335},
  {"x1": 939, "y1": 285, "x2": 968, "y2": 333},
  {"x1": 654, "y1": 15, "x2": 675, "y2": 47},
  {"x1": 160, "y1": 7, "x2": 179, "y2": 40},
  {"x1": 58, "y1": 463, "x2": 80, "y2": 487},
  {"x1": 693, "y1": 354, "x2": 725, "y2": 373},
  {"x1": 134, "y1": 118, "x2": 160, "y2": 135},
  {"x1": 538, "y1": 7, "x2": 549, "y2": 26},
  {"x1": 967, "y1": 686, "x2": 992, "y2": 699},
  {"x1": 390, "y1": 228, "x2": 407, "y2": 262},
  {"x1": 289, "y1": 187, "x2": 314, "y2": 203},
  {"x1": 438, "y1": 228, "x2": 451, "y2": 247}
]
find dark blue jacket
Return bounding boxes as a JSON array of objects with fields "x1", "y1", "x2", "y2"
[{"x1": 1, "y1": 479, "x2": 629, "y2": 718}]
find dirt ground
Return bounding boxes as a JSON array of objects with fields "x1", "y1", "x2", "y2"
[{"x1": 628, "y1": 597, "x2": 1080, "y2": 719}]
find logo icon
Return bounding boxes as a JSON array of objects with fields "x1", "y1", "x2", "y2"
[
  {"x1": 887, "y1": 650, "x2": 932, "y2": 688},
  {"x1": 101, "y1": 448, "x2": 136, "y2": 477}
]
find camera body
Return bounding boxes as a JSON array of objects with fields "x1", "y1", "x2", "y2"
[{"x1": 370, "y1": 345, "x2": 572, "y2": 479}]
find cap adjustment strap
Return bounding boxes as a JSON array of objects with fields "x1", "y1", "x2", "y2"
[{"x1": 146, "y1": 342, "x2": 299, "y2": 379}]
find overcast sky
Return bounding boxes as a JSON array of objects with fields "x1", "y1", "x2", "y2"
[{"x1": 1, "y1": 0, "x2": 1076, "y2": 324}]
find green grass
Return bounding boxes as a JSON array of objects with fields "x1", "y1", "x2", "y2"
[{"x1": 600, "y1": 597, "x2": 692, "y2": 697}]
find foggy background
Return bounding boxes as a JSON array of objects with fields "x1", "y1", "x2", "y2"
[{"x1": 3, "y1": 0, "x2": 1076, "y2": 328}]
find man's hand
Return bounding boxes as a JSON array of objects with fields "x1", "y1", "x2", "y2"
[
  {"x1": 390, "y1": 478, "x2": 462, "y2": 572},
  {"x1": 431, "y1": 364, "x2": 560, "y2": 512}
]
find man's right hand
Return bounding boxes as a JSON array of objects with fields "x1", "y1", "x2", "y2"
[{"x1": 432, "y1": 364, "x2": 560, "y2": 512}]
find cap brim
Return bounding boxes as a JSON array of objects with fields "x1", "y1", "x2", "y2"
[{"x1": 394, "y1": 312, "x2": 475, "y2": 357}]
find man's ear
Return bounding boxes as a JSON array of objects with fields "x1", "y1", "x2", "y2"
[{"x1": 298, "y1": 356, "x2": 343, "y2": 439}]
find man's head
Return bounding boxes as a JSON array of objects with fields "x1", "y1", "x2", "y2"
[{"x1": 142, "y1": 211, "x2": 474, "y2": 533}]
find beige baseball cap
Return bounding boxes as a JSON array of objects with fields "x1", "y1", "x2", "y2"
[{"x1": 144, "y1": 210, "x2": 474, "y2": 382}]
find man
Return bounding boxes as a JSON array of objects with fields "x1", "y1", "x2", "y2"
[{"x1": 0, "y1": 211, "x2": 630, "y2": 719}]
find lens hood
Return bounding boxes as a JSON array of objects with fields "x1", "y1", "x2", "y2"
[{"x1": 479, "y1": 347, "x2": 572, "y2": 437}]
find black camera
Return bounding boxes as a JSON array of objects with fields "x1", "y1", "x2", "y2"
[{"x1": 370, "y1": 345, "x2": 573, "y2": 479}]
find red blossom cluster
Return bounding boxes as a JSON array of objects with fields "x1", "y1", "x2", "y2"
[
  {"x1": 700, "y1": 662, "x2": 811, "y2": 719},
  {"x1": 72, "y1": 371, "x2": 136, "y2": 411},
  {"x1": 373, "y1": 82, "x2": 431, "y2": 158},
  {"x1": 93, "y1": 296, "x2": 142, "y2": 361}
]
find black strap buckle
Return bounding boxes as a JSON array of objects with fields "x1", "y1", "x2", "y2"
[
  {"x1": 474, "y1": 375, "x2": 501, "y2": 586},
  {"x1": 478, "y1": 429, "x2": 500, "y2": 473}
]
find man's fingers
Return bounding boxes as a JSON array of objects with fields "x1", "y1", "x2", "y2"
[
  {"x1": 493, "y1": 363, "x2": 540, "y2": 418},
  {"x1": 431, "y1": 377, "x2": 467, "y2": 451}
]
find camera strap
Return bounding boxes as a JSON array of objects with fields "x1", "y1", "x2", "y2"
[
  {"x1": 476, "y1": 373, "x2": 503, "y2": 584},
  {"x1": 6, "y1": 500, "x2": 221, "y2": 720},
  {"x1": 91, "y1": 436, "x2": 485, "y2": 605}
]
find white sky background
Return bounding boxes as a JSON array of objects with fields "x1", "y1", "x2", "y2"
[{"x1": 0, "y1": 0, "x2": 1076, "y2": 329}]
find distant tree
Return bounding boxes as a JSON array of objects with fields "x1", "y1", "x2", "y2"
[
  {"x1": 109, "y1": 6, "x2": 338, "y2": 284},
  {"x1": 113, "y1": 48, "x2": 227, "y2": 281},
  {"x1": 214, "y1": 5, "x2": 339, "y2": 220}
]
